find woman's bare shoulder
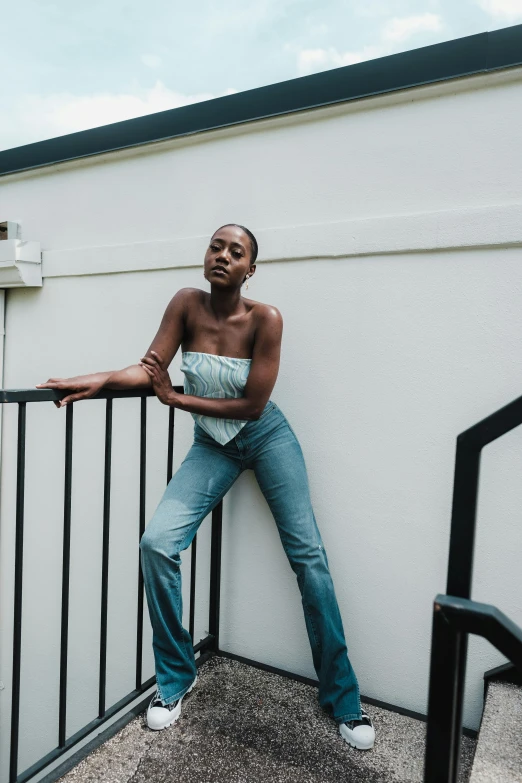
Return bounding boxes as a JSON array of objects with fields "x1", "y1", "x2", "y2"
[
  {"x1": 166, "y1": 287, "x2": 207, "y2": 310},
  {"x1": 250, "y1": 298, "x2": 282, "y2": 322},
  {"x1": 245, "y1": 298, "x2": 283, "y2": 331},
  {"x1": 174, "y1": 287, "x2": 206, "y2": 301}
]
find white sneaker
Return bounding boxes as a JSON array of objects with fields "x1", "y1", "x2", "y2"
[
  {"x1": 339, "y1": 709, "x2": 375, "y2": 750},
  {"x1": 146, "y1": 676, "x2": 197, "y2": 731}
]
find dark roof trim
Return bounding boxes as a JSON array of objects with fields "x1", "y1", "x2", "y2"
[{"x1": 1, "y1": 24, "x2": 521, "y2": 177}]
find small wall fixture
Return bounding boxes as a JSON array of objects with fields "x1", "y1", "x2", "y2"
[{"x1": 0, "y1": 221, "x2": 42, "y2": 287}]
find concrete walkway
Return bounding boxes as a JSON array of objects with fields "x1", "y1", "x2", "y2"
[
  {"x1": 470, "y1": 680, "x2": 522, "y2": 783},
  {"x1": 58, "y1": 656, "x2": 476, "y2": 783}
]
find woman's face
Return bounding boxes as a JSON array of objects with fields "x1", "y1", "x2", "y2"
[{"x1": 204, "y1": 225, "x2": 256, "y2": 290}]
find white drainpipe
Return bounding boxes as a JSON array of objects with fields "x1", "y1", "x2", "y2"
[
  {"x1": 0, "y1": 285, "x2": 6, "y2": 450},
  {"x1": 0, "y1": 218, "x2": 42, "y2": 487},
  {"x1": 0, "y1": 288, "x2": 4, "y2": 389}
]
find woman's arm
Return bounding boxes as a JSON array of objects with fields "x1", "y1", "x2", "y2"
[
  {"x1": 36, "y1": 289, "x2": 190, "y2": 406},
  {"x1": 140, "y1": 305, "x2": 283, "y2": 420},
  {"x1": 35, "y1": 366, "x2": 151, "y2": 407}
]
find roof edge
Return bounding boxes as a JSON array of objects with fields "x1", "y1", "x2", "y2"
[{"x1": 1, "y1": 23, "x2": 522, "y2": 177}]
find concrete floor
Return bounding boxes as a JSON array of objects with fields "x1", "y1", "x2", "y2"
[
  {"x1": 58, "y1": 656, "x2": 476, "y2": 783},
  {"x1": 470, "y1": 680, "x2": 522, "y2": 783}
]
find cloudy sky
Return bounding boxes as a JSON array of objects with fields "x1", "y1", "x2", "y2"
[{"x1": 1, "y1": 0, "x2": 522, "y2": 151}]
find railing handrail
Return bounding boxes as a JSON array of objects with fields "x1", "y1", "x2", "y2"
[
  {"x1": 457, "y1": 392, "x2": 522, "y2": 449},
  {"x1": 0, "y1": 386, "x2": 184, "y2": 403},
  {"x1": 447, "y1": 391, "x2": 522, "y2": 600},
  {"x1": 425, "y1": 387, "x2": 522, "y2": 783},
  {"x1": 433, "y1": 595, "x2": 522, "y2": 666},
  {"x1": 425, "y1": 594, "x2": 522, "y2": 783}
]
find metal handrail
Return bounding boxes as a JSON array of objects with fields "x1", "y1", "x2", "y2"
[
  {"x1": 425, "y1": 391, "x2": 522, "y2": 782},
  {"x1": 446, "y1": 392, "x2": 522, "y2": 600},
  {"x1": 0, "y1": 387, "x2": 161, "y2": 403},
  {"x1": 425, "y1": 596, "x2": 522, "y2": 782},
  {"x1": 0, "y1": 386, "x2": 223, "y2": 783}
]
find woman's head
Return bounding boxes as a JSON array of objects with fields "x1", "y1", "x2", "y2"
[{"x1": 204, "y1": 224, "x2": 258, "y2": 290}]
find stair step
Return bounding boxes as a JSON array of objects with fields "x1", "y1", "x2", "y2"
[
  {"x1": 57, "y1": 656, "x2": 476, "y2": 783},
  {"x1": 470, "y1": 680, "x2": 522, "y2": 783}
]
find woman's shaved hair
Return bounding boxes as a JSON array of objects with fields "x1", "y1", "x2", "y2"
[{"x1": 213, "y1": 224, "x2": 258, "y2": 264}]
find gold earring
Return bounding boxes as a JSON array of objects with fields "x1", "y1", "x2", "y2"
[{"x1": 245, "y1": 276, "x2": 249, "y2": 290}]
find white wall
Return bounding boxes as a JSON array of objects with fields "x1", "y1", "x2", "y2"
[{"x1": 1, "y1": 65, "x2": 522, "y2": 779}]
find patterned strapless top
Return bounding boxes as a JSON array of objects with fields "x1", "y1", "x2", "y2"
[{"x1": 180, "y1": 351, "x2": 252, "y2": 445}]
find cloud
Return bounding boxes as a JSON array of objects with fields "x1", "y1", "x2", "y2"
[
  {"x1": 298, "y1": 45, "x2": 382, "y2": 75},
  {"x1": 382, "y1": 13, "x2": 443, "y2": 42},
  {"x1": 202, "y1": 0, "x2": 299, "y2": 35},
  {"x1": 296, "y1": 13, "x2": 443, "y2": 76},
  {"x1": 477, "y1": 0, "x2": 522, "y2": 21},
  {"x1": 141, "y1": 54, "x2": 161, "y2": 69},
  {"x1": 1, "y1": 82, "x2": 237, "y2": 150},
  {"x1": 306, "y1": 22, "x2": 329, "y2": 38}
]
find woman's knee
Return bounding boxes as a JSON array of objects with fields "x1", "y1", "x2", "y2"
[
  {"x1": 139, "y1": 523, "x2": 182, "y2": 561},
  {"x1": 139, "y1": 527, "x2": 162, "y2": 556},
  {"x1": 139, "y1": 505, "x2": 197, "y2": 559}
]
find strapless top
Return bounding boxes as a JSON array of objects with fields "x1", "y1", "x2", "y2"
[{"x1": 180, "y1": 351, "x2": 252, "y2": 445}]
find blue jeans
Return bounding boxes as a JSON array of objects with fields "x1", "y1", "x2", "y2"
[{"x1": 139, "y1": 401, "x2": 362, "y2": 722}]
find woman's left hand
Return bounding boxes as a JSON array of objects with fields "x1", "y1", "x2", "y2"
[{"x1": 139, "y1": 351, "x2": 178, "y2": 406}]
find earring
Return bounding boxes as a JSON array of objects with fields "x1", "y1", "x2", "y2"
[{"x1": 245, "y1": 276, "x2": 249, "y2": 290}]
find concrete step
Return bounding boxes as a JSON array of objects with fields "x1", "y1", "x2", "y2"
[
  {"x1": 470, "y1": 680, "x2": 522, "y2": 783},
  {"x1": 57, "y1": 656, "x2": 476, "y2": 783}
]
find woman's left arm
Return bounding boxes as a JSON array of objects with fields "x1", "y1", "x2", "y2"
[{"x1": 140, "y1": 305, "x2": 282, "y2": 420}]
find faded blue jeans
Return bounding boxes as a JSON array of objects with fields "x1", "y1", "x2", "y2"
[{"x1": 139, "y1": 401, "x2": 362, "y2": 722}]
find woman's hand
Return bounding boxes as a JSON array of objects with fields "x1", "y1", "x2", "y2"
[
  {"x1": 36, "y1": 372, "x2": 110, "y2": 407},
  {"x1": 139, "y1": 351, "x2": 178, "y2": 407}
]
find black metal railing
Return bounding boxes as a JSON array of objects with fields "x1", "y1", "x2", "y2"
[
  {"x1": 424, "y1": 394, "x2": 522, "y2": 782},
  {"x1": 0, "y1": 387, "x2": 223, "y2": 783}
]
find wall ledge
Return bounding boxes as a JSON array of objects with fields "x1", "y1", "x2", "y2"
[{"x1": 41, "y1": 204, "x2": 522, "y2": 279}]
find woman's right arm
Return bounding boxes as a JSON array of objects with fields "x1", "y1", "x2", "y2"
[
  {"x1": 35, "y1": 365, "x2": 152, "y2": 407},
  {"x1": 36, "y1": 289, "x2": 190, "y2": 407}
]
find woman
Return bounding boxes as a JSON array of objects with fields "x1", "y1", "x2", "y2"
[{"x1": 37, "y1": 224, "x2": 375, "y2": 750}]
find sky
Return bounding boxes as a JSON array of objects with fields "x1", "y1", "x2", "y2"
[{"x1": 1, "y1": 0, "x2": 522, "y2": 152}]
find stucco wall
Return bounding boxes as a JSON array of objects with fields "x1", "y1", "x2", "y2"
[{"x1": 1, "y1": 65, "x2": 522, "y2": 779}]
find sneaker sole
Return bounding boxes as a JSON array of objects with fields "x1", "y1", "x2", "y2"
[{"x1": 147, "y1": 675, "x2": 198, "y2": 731}]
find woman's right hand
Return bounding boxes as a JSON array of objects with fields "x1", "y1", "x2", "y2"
[{"x1": 36, "y1": 372, "x2": 111, "y2": 407}]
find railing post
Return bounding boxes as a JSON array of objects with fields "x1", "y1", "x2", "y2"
[
  {"x1": 424, "y1": 600, "x2": 468, "y2": 783},
  {"x1": 10, "y1": 402, "x2": 26, "y2": 783},
  {"x1": 208, "y1": 501, "x2": 223, "y2": 653},
  {"x1": 99, "y1": 398, "x2": 113, "y2": 719},
  {"x1": 446, "y1": 438, "x2": 481, "y2": 599},
  {"x1": 189, "y1": 536, "x2": 197, "y2": 643},
  {"x1": 136, "y1": 396, "x2": 147, "y2": 690},
  {"x1": 59, "y1": 403, "x2": 74, "y2": 747},
  {"x1": 167, "y1": 406, "x2": 174, "y2": 483}
]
